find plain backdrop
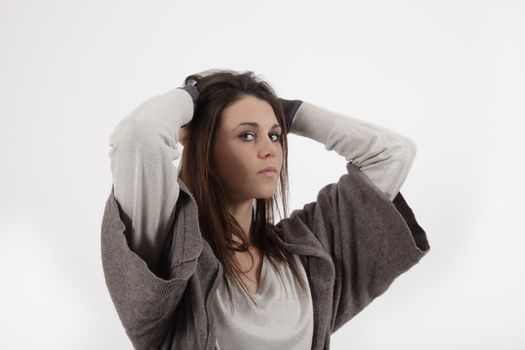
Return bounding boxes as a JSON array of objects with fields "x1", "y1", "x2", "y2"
[{"x1": 1, "y1": 0, "x2": 524, "y2": 349}]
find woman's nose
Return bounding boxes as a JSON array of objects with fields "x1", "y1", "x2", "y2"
[{"x1": 258, "y1": 135, "x2": 278, "y2": 158}]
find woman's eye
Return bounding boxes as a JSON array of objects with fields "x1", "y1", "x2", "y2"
[
  {"x1": 270, "y1": 133, "x2": 282, "y2": 141},
  {"x1": 239, "y1": 132, "x2": 282, "y2": 142},
  {"x1": 239, "y1": 132, "x2": 256, "y2": 141}
]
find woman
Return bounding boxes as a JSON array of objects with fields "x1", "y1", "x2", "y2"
[{"x1": 101, "y1": 69, "x2": 430, "y2": 349}]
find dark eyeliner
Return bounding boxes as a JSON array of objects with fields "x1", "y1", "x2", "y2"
[{"x1": 239, "y1": 131, "x2": 281, "y2": 142}]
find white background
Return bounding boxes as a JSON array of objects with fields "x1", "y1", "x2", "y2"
[{"x1": 1, "y1": 0, "x2": 524, "y2": 349}]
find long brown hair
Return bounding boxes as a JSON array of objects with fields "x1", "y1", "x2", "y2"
[{"x1": 178, "y1": 69, "x2": 307, "y2": 311}]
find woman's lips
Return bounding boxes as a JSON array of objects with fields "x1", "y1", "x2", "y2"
[{"x1": 259, "y1": 170, "x2": 277, "y2": 178}]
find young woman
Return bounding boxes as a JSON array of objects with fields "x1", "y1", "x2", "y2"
[{"x1": 101, "y1": 69, "x2": 430, "y2": 350}]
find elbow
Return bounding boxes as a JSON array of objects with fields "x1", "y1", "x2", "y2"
[
  {"x1": 385, "y1": 136, "x2": 417, "y2": 172},
  {"x1": 384, "y1": 137, "x2": 417, "y2": 200},
  {"x1": 401, "y1": 137, "x2": 417, "y2": 164},
  {"x1": 394, "y1": 137, "x2": 417, "y2": 176}
]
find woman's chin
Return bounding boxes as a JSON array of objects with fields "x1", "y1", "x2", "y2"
[{"x1": 255, "y1": 191, "x2": 276, "y2": 200}]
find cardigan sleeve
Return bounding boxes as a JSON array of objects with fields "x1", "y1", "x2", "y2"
[
  {"x1": 100, "y1": 183, "x2": 203, "y2": 349},
  {"x1": 287, "y1": 161, "x2": 430, "y2": 334}
]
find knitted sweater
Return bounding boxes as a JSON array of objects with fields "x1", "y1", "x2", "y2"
[{"x1": 101, "y1": 87, "x2": 430, "y2": 349}]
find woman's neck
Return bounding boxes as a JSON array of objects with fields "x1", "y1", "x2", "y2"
[{"x1": 226, "y1": 199, "x2": 255, "y2": 244}]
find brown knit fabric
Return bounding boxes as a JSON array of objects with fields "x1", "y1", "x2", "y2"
[{"x1": 101, "y1": 161, "x2": 430, "y2": 349}]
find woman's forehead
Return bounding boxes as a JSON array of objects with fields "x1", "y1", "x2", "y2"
[{"x1": 221, "y1": 96, "x2": 278, "y2": 129}]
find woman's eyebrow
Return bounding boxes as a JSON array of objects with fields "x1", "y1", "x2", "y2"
[{"x1": 233, "y1": 122, "x2": 281, "y2": 131}]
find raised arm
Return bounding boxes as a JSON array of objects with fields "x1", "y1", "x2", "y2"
[
  {"x1": 108, "y1": 85, "x2": 197, "y2": 273},
  {"x1": 102, "y1": 85, "x2": 205, "y2": 349},
  {"x1": 280, "y1": 98, "x2": 416, "y2": 201}
]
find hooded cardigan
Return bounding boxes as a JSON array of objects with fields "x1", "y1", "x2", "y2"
[{"x1": 101, "y1": 158, "x2": 430, "y2": 349}]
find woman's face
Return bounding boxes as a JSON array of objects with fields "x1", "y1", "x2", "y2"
[{"x1": 211, "y1": 95, "x2": 283, "y2": 204}]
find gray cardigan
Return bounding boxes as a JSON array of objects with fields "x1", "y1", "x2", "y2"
[{"x1": 101, "y1": 160, "x2": 430, "y2": 349}]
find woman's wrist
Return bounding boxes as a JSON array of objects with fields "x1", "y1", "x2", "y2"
[
  {"x1": 178, "y1": 85, "x2": 199, "y2": 104},
  {"x1": 278, "y1": 97, "x2": 303, "y2": 134},
  {"x1": 177, "y1": 85, "x2": 199, "y2": 128}
]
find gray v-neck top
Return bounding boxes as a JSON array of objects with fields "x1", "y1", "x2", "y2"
[{"x1": 213, "y1": 253, "x2": 314, "y2": 350}]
